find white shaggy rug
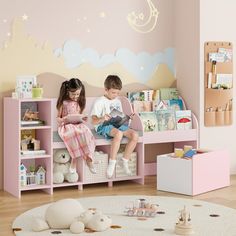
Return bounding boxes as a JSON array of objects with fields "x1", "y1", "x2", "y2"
[{"x1": 12, "y1": 195, "x2": 236, "y2": 236}]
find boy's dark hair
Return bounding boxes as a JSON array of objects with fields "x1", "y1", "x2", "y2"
[{"x1": 104, "y1": 75, "x2": 122, "y2": 90}]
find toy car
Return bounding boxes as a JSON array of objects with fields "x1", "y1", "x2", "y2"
[{"x1": 125, "y1": 198, "x2": 158, "y2": 217}]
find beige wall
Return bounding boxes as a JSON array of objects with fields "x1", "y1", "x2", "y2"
[
  {"x1": 173, "y1": 0, "x2": 200, "y2": 117},
  {"x1": 200, "y1": 0, "x2": 236, "y2": 174},
  {"x1": 174, "y1": 0, "x2": 236, "y2": 174}
]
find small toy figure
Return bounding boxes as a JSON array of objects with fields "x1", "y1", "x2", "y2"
[
  {"x1": 175, "y1": 206, "x2": 194, "y2": 235},
  {"x1": 125, "y1": 198, "x2": 158, "y2": 217},
  {"x1": 23, "y1": 109, "x2": 39, "y2": 121},
  {"x1": 21, "y1": 135, "x2": 40, "y2": 151}
]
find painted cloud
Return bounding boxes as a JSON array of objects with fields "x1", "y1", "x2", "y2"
[{"x1": 54, "y1": 40, "x2": 174, "y2": 83}]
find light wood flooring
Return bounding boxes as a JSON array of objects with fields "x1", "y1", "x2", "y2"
[{"x1": 1, "y1": 175, "x2": 236, "y2": 235}]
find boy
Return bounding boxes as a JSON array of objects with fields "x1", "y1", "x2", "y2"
[{"x1": 91, "y1": 75, "x2": 138, "y2": 178}]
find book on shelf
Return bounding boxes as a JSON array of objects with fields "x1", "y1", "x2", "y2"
[
  {"x1": 65, "y1": 114, "x2": 88, "y2": 124},
  {"x1": 139, "y1": 112, "x2": 158, "y2": 132},
  {"x1": 21, "y1": 120, "x2": 44, "y2": 126},
  {"x1": 163, "y1": 99, "x2": 184, "y2": 111},
  {"x1": 160, "y1": 88, "x2": 179, "y2": 100},
  {"x1": 156, "y1": 109, "x2": 176, "y2": 131},
  {"x1": 155, "y1": 100, "x2": 169, "y2": 111},
  {"x1": 20, "y1": 150, "x2": 46, "y2": 156},
  {"x1": 102, "y1": 108, "x2": 133, "y2": 129},
  {"x1": 21, "y1": 129, "x2": 36, "y2": 140},
  {"x1": 133, "y1": 101, "x2": 152, "y2": 113},
  {"x1": 142, "y1": 90, "x2": 154, "y2": 101},
  {"x1": 175, "y1": 110, "x2": 192, "y2": 130},
  {"x1": 127, "y1": 92, "x2": 145, "y2": 102}
]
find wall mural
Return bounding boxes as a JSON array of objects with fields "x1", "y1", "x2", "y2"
[
  {"x1": 0, "y1": 19, "x2": 175, "y2": 93},
  {"x1": 127, "y1": 0, "x2": 159, "y2": 33},
  {"x1": 54, "y1": 40, "x2": 174, "y2": 83}
]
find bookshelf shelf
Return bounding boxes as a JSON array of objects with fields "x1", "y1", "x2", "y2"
[
  {"x1": 21, "y1": 184, "x2": 51, "y2": 191},
  {"x1": 4, "y1": 97, "x2": 53, "y2": 198},
  {"x1": 20, "y1": 125, "x2": 51, "y2": 130},
  {"x1": 142, "y1": 129, "x2": 198, "y2": 144},
  {"x1": 20, "y1": 154, "x2": 51, "y2": 160}
]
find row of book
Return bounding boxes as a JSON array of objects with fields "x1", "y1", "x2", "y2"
[
  {"x1": 127, "y1": 88, "x2": 179, "y2": 103},
  {"x1": 139, "y1": 110, "x2": 192, "y2": 132},
  {"x1": 132, "y1": 99, "x2": 184, "y2": 113}
]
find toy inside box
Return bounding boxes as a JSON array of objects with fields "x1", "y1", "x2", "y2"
[
  {"x1": 84, "y1": 151, "x2": 108, "y2": 183},
  {"x1": 157, "y1": 149, "x2": 230, "y2": 195},
  {"x1": 116, "y1": 152, "x2": 137, "y2": 178},
  {"x1": 174, "y1": 145, "x2": 197, "y2": 158}
]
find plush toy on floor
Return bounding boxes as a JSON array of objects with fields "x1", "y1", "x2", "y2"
[
  {"x1": 31, "y1": 199, "x2": 112, "y2": 234},
  {"x1": 53, "y1": 149, "x2": 79, "y2": 184}
]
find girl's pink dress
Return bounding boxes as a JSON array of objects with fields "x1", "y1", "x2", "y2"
[{"x1": 58, "y1": 100, "x2": 95, "y2": 160}]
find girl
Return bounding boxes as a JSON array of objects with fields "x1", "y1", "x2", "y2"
[{"x1": 57, "y1": 78, "x2": 96, "y2": 174}]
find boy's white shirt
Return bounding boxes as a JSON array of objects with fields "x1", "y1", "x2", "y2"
[{"x1": 90, "y1": 96, "x2": 123, "y2": 131}]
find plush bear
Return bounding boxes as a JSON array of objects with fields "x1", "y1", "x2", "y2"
[
  {"x1": 32, "y1": 199, "x2": 112, "y2": 234},
  {"x1": 53, "y1": 149, "x2": 79, "y2": 184}
]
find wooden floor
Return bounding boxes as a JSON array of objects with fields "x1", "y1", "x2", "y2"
[{"x1": 1, "y1": 175, "x2": 236, "y2": 235}]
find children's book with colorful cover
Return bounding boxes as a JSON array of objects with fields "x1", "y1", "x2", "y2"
[
  {"x1": 102, "y1": 108, "x2": 133, "y2": 128},
  {"x1": 162, "y1": 99, "x2": 184, "y2": 111},
  {"x1": 175, "y1": 110, "x2": 192, "y2": 130},
  {"x1": 139, "y1": 112, "x2": 158, "y2": 132},
  {"x1": 127, "y1": 92, "x2": 145, "y2": 102},
  {"x1": 156, "y1": 109, "x2": 176, "y2": 131},
  {"x1": 133, "y1": 101, "x2": 152, "y2": 113},
  {"x1": 160, "y1": 88, "x2": 179, "y2": 100}
]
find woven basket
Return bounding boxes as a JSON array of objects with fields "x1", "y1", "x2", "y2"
[
  {"x1": 115, "y1": 152, "x2": 137, "y2": 178},
  {"x1": 84, "y1": 151, "x2": 108, "y2": 183}
]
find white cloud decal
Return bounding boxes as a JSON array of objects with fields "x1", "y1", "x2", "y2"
[{"x1": 54, "y1": 40, "x2": 174, "y2": 83}]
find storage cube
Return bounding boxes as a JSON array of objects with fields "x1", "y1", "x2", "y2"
[
  {"x1": 157, "y1": 149, "x2": 230, "y2": 196},
  {"x1": 84, "y1": 151, "x2": 108, "y2": 183},
  {"x1": 116, "y1": 152, "x2": 137, "y2": 178}
]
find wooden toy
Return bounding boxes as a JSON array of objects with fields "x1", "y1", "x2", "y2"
[
  {"x1": 21, "y1": 135, "x2": 40, "y2": 151},
  {"x1": 175, "y1": 206, "x2": 194, "y2": 235},
  {"x1": 36, "y1": 166, "x2": 46, "y2": 185},
  {"x1": 22, "y1": 109, "x2": 39, "y2": 121},
  {"x1": 125, "y1": 198, "x2": 158, "y2": 217},
  {"x1": 19, "y1": 163, "x2": 27, "y2": 187}
]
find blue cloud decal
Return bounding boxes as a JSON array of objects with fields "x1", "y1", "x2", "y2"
[{"x1": 54, "y1": 40, "x2": 174, "y2": 83}]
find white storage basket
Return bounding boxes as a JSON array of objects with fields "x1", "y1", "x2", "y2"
[
  {"x1": 116, "y1": 152, "x2": 137, "y2": 178},
  {"x1": 84, "y1": 151, "x2": 108, "y2": 183}
]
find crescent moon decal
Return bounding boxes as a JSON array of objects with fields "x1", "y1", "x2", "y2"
[{"x1": 127, "y1": 0, "x2": 159, "y2": 34}]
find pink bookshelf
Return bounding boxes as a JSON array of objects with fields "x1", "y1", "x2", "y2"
[{"x1": 4, "y1": 97, "x2": 53, "y2": 198}]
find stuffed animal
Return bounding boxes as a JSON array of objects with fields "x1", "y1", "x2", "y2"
[
  {"x1": 53, "y1": 149, "x2": 79, "y2": 184},
  {"x1": 32, "y1": 199, "x2": 112, "y2": 234}
]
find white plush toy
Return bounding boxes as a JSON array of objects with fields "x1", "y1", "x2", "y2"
[
  {"x1": 53, "y1": 149, "x2": 79, "y2": 184},
  {"x1": 32, "y1": 199, "x2": 112, "y2": 234}
]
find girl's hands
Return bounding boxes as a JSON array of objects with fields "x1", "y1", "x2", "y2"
[
  {"x1": 57, "y1": 116, "x2": 68, "y2": 125},
  {"x1": 82, "y1": 116, "x2": 88, "y2": 122}
]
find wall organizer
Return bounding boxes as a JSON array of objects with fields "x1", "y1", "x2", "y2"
[{"x1": 204, "y1": 42, "x2": 233, "y2": 126}]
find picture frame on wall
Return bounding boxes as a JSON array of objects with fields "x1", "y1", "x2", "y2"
[{"x1": 16, "y1": 76, "x2": 37, "y2": 98}]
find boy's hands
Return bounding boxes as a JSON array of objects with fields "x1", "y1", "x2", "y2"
[
  {"x1": 102, "y1": 114, "x2": 111, "y2": 122},
  {"x1": 129, "y1": 113, "x2": 135, "y2": 120}
]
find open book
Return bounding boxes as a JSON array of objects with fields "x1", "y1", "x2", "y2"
[
  {"x1": 66, "y1": 114, "x2": 88, "y2": 124},
  {"x1": 102, "y1": 108, "x2": 133, "y2": 128}
]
